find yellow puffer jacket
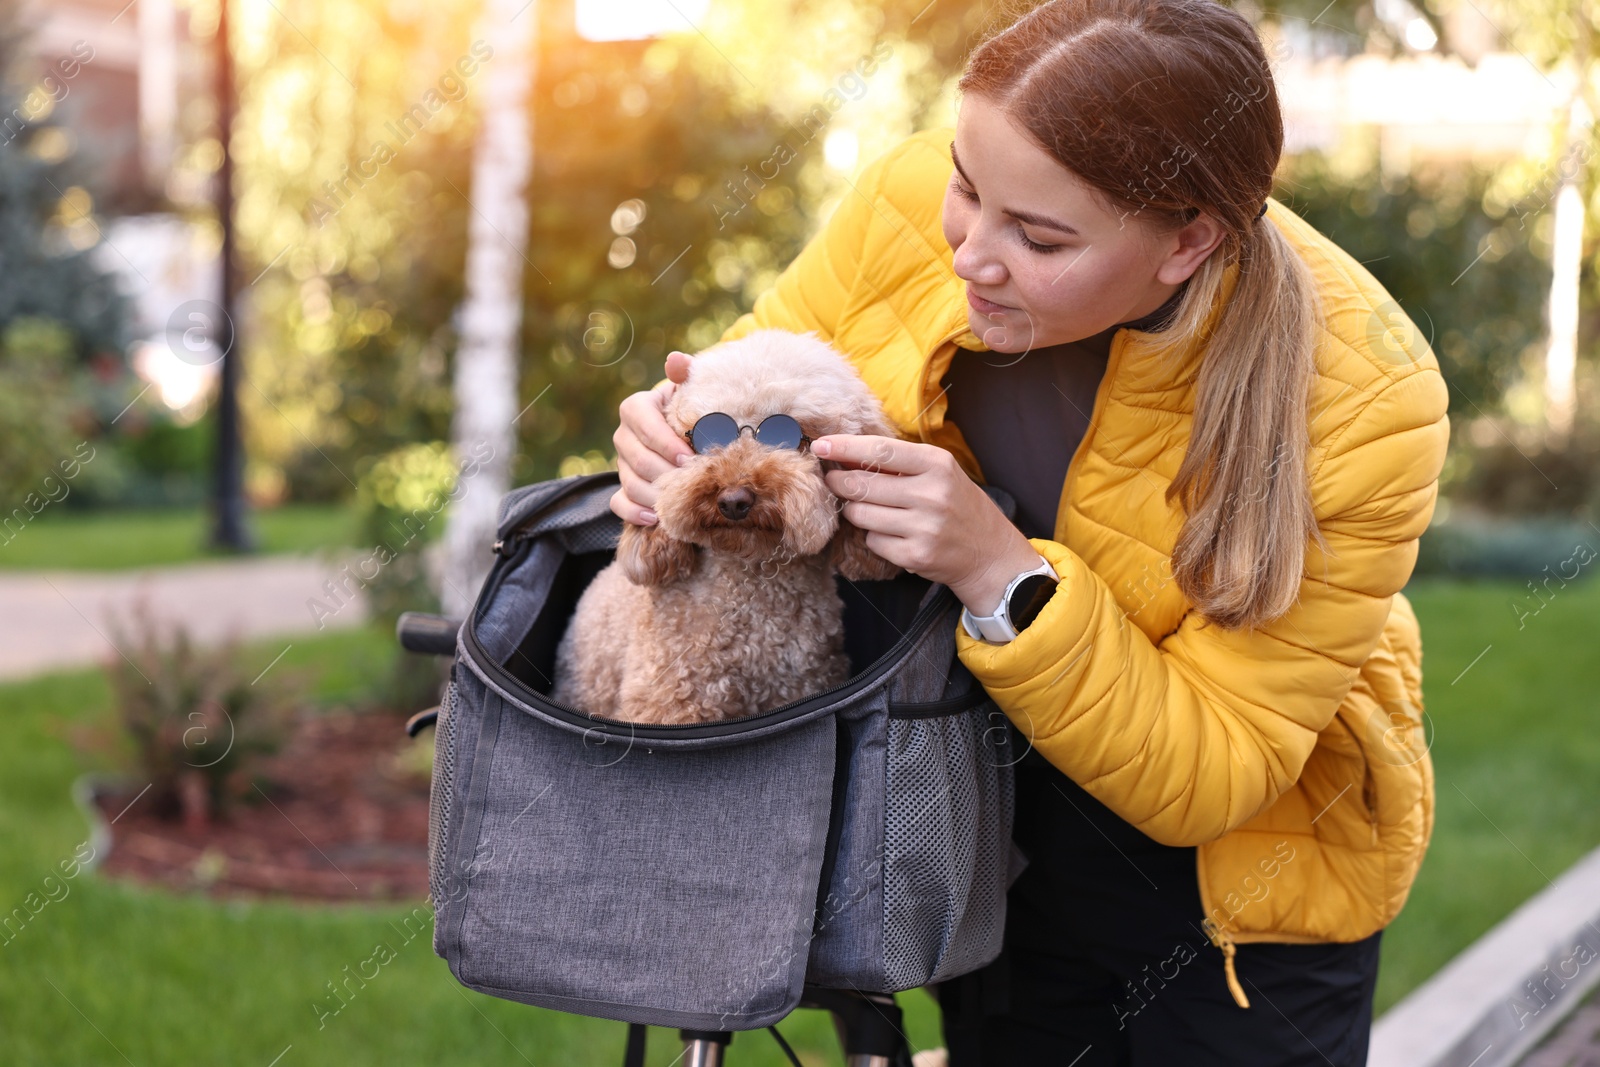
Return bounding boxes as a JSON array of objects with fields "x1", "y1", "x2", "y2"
[{"x1": 705, "y1": 127, "x2": 1450, "y2": 1005}]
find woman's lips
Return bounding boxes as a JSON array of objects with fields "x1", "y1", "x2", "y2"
[{"x1": 966, "y1": 287, "x2": 1015, "y2": 315}]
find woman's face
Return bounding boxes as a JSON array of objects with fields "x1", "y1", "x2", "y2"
[{"x1": 941, "y1": 93, "x2": 1223, "y2": 352}]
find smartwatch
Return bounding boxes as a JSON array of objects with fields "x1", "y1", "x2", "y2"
[{"x1": 960, "y1": 555, "x2": 1059, "y2": 643}]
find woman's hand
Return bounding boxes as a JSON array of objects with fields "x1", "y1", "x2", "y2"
[
  {"x1": 812, "y1": 434, "x2": 1046, "y2": 616},
  {"x1": 610, "y1": 351, "x2": 696, "y2": 526}
]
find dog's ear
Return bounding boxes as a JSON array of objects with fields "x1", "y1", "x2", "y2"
[
  {"x1": 827, "y1": 508, "x2": 902, "y2": 582},
  {"x1": 617, "y1": 521, "x2": 698, "y2": 586}
]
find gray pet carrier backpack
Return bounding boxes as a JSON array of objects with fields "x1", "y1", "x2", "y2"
[{"x1": 425, "y1": 469, "x2": 1022, "y2": 1038}]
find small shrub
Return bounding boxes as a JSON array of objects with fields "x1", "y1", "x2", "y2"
[{"x1": 101, "y1": 597, "x2": 301, "y2": 829}]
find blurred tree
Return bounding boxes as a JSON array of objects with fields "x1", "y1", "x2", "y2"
[
  {"x1": 440, "y1": 0, "x2": 535, "y2": 620},
  {"x1": 0, "y1": 4, "x2": 130, "y2": 354},
  {"x1": 0, "y1": 0, "x2": 134, "y2": 508},
  {"x1": 229, "y1": 0, "x2": 994, "y2": 507},
  {"x1": 1276, "y1": 153, "x2": 1552, "y2": 417},
  {"x1": 1409, "y1": 0, "x2": 1599, "y2": 440}
]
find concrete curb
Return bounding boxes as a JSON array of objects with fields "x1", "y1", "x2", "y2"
[{"x1": 1369, "y1": 843, "x2": 1600, "y2": 1067}]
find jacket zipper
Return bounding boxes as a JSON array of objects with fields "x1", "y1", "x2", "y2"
[
  {"x1": 1206, "y1": 924, "x2": 1252, "y2": 1009},
  {"x1": 1089, "y1": 332, "x2": 1252, "y2": 1008}
]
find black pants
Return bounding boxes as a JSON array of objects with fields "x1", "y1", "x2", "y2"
[{"x1": 937, "y1": 744, "x2": 1382, "y2": 1066}]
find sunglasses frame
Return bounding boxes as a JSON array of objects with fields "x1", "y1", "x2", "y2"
[{"x1": 683, "y1": 411, "x2": 813, "y2": 455}]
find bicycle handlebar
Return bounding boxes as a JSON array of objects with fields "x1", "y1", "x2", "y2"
[{"x1": 396, "y1": 612, "x2": 463, "y2": 657}]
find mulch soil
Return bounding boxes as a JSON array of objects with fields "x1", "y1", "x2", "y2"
[{"x1": 92, "y1": 710, "x2": 433, "y2": 903}]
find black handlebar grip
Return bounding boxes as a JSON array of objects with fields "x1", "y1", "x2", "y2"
[{"x1": 396, "y1": 612, "x2": 463, "y2": 656}]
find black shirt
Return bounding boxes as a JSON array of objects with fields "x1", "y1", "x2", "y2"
[{"x1": 940, "y1": 287, "x2": 1184, "y2": 540}]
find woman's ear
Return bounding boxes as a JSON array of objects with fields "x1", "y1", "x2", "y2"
[
  {"x1": 617, "y1": 521, "x2": 698, "y2": 586},
  {"x1": 1156, "y1": 211, "x2": 1228, "y2": 285}
]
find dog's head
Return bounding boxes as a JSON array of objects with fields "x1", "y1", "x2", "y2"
[{"x1": 618, "y1": 330, "x2": 904, "y2": 586}]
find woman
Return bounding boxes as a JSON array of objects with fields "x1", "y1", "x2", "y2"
[{"x1": 612, "y1": 0, "x2": 1449, "y2": 1062}]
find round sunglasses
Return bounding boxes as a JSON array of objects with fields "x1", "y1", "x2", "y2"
[{"x1": 684, "y1": 411, "x2": 812, "y2": 455}]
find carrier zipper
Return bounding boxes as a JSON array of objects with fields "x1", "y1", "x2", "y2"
[
  {"x1": 463, "y1": 579, "x2": 958, "y2": 742},
  {"x1": 1206, "y1": 925, "x2": 1251, "y2": 1009}
]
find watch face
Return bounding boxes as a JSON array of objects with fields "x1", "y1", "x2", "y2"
[{"x1": 1007, "y1": 574, "x2": 1057, "y2": 632}]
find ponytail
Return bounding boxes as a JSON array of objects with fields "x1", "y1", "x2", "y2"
[{"x1": 1164, "y1": 214, "x2": 1324, "y2": 628}]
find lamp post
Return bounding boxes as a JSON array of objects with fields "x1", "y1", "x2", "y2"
[{"x1": 208, "y1": 0, "x2": 254, "y2": 552}]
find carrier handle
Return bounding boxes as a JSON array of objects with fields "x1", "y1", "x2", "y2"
[
  {"x1": 405, "y1": 708, "x2": 439, "y2": 737},
  {"x1": 396, "y1": 612, "x2": 463, "y2": 656}
]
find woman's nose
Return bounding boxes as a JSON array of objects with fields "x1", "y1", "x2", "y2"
[{"x1": 951, "y1": 228, "x2": 1007, "y2": 287}]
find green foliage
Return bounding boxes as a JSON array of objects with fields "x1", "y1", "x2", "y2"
[
  {"x1": 350, "y1": 442, "x2": 456, "y2": 713},
  {"x1": 351, "y1": 441, "x2": 456, "y2": 627},
  {"x1": 234, "y1": 0, "x2": 997, "y2": 502},
  {"x1": 0, "y1": 4, "x2": 132, "y2": 361},
  {"x1": 0, "y1": 316, "x2": 86, "y2": 507},
  {"x1": 1448, "y1": 435, "x2": 1600, "y2": 519},
  {"x1": 97, "y1": 600, "x2": 302, "y2": 826},
  {"x1": 1276, "y1": 153, "x2": 1551, "y2": 417}
]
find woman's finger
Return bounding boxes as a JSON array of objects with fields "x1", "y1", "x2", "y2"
[
  {"x1": 812, "y1": 434, "x2": 933, "y2": 475},
  {"x1": 615, "y1": 453, "x2": 657, "y2": 511},
  {"x1": 838, "y1": 496, "x2": 919, "y2": 540},
  {"x1": 665, "y1": 350, "x2": 693, "y2": 385},
  {"x1": 622, "y1": 390, "x2": 695, "y2": 475},
  {"x1": 614, "y1": 419, "x2": 675, "y2": 496},
  {"x1": 824, "y1": 465, "x2": 917, "y2": 509},
  {"x1": 611, "y1": 456, "x2": 659, "y2": 523},
  {"x1": 609, "y1": 485, "x2": 656, "y2": 526}
]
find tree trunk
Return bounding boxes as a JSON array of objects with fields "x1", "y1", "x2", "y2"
[
  {"x1": 1544, "y1": 12, "x2": 1595, "y2": 445},
  {"x1": 1545, "y1": 103, "x2": 1587, "y2": 442},
  {"x1": 440, "y1": 0, "x2": 538, "y2": 619}
]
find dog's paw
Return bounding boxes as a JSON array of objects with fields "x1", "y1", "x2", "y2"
[{"x1": 617, "y1": 521, "x2": 698, "y2": 586}]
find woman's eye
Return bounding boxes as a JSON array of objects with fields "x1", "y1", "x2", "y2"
[
  {"x1": 1017, "y1": 230, "x2": 1062, "y2": 254},
  {"x1": 951, "y1": 176, "x2": 1062, "y2": 253}
]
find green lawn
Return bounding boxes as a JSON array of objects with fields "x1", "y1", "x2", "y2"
[
  {"x1": 0, "y1": 503, "x2": 360, "y2": 570},
  {"x1": 0, "y1": 579, "x2": 1595, "y2": 1062},
  {"x1": 1374, "y1": 575, "x2": 1600, "y2": 1011}
]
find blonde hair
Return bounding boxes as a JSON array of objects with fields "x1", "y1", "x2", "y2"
[{"x1": 959, "y1": 0, "x2": 1323, "y2": 629}]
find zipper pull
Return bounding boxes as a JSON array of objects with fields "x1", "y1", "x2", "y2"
[{"x1": 1207, "y1": 925, "x2": 1252, "y2": 1009}]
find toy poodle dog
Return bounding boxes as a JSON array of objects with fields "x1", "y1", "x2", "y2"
[{"x1": 549, "y1": 329, "x2": 903, "y2": 725}]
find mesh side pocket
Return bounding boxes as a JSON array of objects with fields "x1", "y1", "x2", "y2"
[
  {"x1": 882, "y1": 704, "x2": 1013, "y2": 989},
  {"x1": 427, "y1": 678, "x2": 460, "y2": 909}
]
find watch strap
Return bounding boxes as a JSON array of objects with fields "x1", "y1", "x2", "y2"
[{"x1": 960, "y1": 555, "x2": 1058, "y2": 643}]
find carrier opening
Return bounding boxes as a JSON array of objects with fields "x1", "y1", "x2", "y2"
[{"x1": 471, "y1": 543, "x2": 942, "y2": 715}]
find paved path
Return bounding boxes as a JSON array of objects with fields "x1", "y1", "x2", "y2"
[{"x1": 0, "y1": 553, "x2": 371, "y2": 682}]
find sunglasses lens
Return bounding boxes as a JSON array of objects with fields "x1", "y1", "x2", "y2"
[
  {"x1": 756, "y1": 414, "x2": 805, "y2": 450},
  {"x1": 690, "y1": 412, "x2": 740, "y2": 453}
]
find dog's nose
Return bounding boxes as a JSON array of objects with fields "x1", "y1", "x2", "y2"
[{"x1": 717, "y1": 486, "x2": 755, "y2": 521}]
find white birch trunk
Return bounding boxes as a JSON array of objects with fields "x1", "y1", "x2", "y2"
[
  {"x1": 440, "y1": 0, "x2": 537, "y2": 619},
  {"x1": 1546, "y1": 175, "x2": 1583, "y2": 441}
]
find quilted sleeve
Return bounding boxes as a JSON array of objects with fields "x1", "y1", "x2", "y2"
[{"x1": 956, "y1": 363, "x2": 1451, "y2": 848}]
